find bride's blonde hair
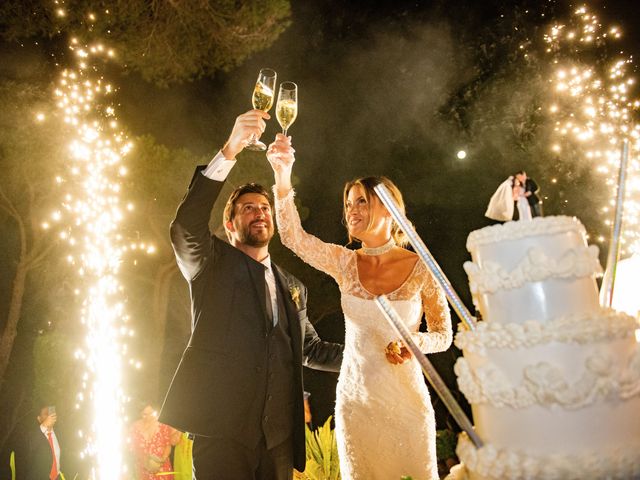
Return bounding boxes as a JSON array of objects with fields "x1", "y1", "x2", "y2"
[{"x1": 342, "y1": 176, "x2": 410, "y2": 247}]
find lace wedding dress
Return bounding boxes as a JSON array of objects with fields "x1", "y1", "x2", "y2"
[{"x1": 275, "y1": 190, "x2": 453, "y2": 480}]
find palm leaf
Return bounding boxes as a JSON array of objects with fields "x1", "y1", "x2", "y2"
[{"x1": 298, "y1": 416, "x2": 340, "y2": 480}]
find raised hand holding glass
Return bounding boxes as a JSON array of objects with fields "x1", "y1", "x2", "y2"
[{"x1": 276, "y1": 81, "x2": 298, "y2": 136}]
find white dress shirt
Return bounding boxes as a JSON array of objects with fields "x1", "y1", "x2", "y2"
[
  {"x1": 260, "y1": 255, "x2": 279, "y2": 326},
  {"x1": 202, "y1": 150, "x2": 236, "y2": 181}
]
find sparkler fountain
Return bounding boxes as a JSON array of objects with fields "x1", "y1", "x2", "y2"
[
  {"x1": 54, "y1": 37, "x2": 134, "y2": 479},
  {"x1": 545, "y1": 6, "x2": 640, "y2": 268}
]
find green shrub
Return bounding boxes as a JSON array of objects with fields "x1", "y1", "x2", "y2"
[
  {"x1": 293, "y1": 423, "x2": 459, "y2": 480},
  {"x1": 436, "y1": 429, "x2": 458, "y2": 460}
]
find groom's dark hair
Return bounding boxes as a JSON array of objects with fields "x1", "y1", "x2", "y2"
[{"x1": 223, "y1": 183, "x2": 272, "y2": 226}]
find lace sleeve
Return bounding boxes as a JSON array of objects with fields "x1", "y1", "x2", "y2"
[
  {"x1": 274, "y1": 188, "x2": 349, "y2": 283},
  {"x1": 412, "y1": 271, "x2": 453, "y2": 353}
]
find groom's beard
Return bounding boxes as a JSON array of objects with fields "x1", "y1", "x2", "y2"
[{"x1": 237, "y1": 220, "x2": 274, "y2": 247}]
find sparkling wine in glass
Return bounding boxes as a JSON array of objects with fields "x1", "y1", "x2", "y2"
[
  {"x1": 246, "y1": 68, "x2": 277, "y2": 151},
  {"x1": 276, "y1": 81, "x2": 298, "y2": 136}
]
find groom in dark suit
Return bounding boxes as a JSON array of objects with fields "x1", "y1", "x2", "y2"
[{"x1": 160, "y1": 109, "x2": 343, "y2": 480}]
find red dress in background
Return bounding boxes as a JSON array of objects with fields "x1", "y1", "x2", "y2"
[{"x1": 129, "y1": 422, "x2": 174, "y2": 480}]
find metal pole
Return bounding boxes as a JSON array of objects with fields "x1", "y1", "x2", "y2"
[
  {"x1": 375, "y1": 295, "x2": 483, "y2": 448},
  {"x1": 373, "y1": 184, "x2": 477, "y2": 330},
  {"x1": 600, "y1": 139, "x2": 630, "y2": 307}
]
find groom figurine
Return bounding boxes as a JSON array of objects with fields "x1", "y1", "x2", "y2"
[
  {"x1": 160, "y1": 109, "x2": 343, "y2": 480},
  {"x1": 515, "y1": 170, "x2": 542, "y2": 217}
]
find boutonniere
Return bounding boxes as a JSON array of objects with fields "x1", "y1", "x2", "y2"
[{"x1": 289, "y1": 285, "x2": 301, "y2": 309}]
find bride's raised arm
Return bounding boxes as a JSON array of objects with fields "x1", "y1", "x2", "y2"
[{"x1": 267, "y1": 134, "x2": 349, "y2": 282}]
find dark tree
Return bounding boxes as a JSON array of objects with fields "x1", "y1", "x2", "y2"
[{"x1": 0, "y1": 0, "x2": 292, "y2": 86}]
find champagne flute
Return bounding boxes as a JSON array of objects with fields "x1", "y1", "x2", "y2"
[
  {"x1": 276, "y1": 81, "x2": 298, "y2": 136},
  {"x1": 246, "y1": 68, "x2": 277, "y2": 151}
]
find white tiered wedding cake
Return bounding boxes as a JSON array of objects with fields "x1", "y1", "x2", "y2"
[{"x1": 450, "y1": 216, "x2": 640, "y2": 480}]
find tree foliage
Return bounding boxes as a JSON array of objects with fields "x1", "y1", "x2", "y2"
[
  {"x1": 439, "y1": 4, "x2": 554, "y2": 150},
  {"x1": 0, "y1": 77, "x2": 74, "y2": 454},
  {"x1": 0, "y1": 78, "x2": 67, "y2": 384},
  {"x1": 0, "y1": 0, "x2": 292, "y2": 86}
]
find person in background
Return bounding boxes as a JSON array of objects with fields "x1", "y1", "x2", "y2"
[
  {"x1": 25, "y1": 404, "x2": 62, "y2": 480},
  {"x1": 172, "y1": 432, "x2": 194, "y2": 480},
  {"x1": 129, "y1": 403, "x2": 181, "y2": 480},
  {"x1": 303, "y1": 391, "x2": 312, "y2": 428}
]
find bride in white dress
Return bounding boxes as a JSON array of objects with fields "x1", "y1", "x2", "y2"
[
  {"x1": 267, "y1": 135, "x2": 452, "y2": 479},
  {"x1": 512, "y1": 178, "x2": 532, "y2": 221}
]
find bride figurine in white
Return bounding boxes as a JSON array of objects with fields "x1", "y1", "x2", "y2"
[
  {"x1": 485, "y1": 175, "x2": 532, "y2": 222},
  {"x1": 485, "y1": 176, "x2": 514, "y2": 222},
  {"x1": 512, "y1": 177, "x2": 532, "y2": 221},
  {"x1": 267, "y1": 134, "x2": 452, "y2": 479}
]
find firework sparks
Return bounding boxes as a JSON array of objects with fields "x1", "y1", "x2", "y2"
[
  {"x1": 54, "y1": 39, "x2": 133, "y2": 479},
  {"x1": 545, "y1": 6, "x2": 640, "y2": 255}
]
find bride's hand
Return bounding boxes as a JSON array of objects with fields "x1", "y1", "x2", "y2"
[
  {"x1": 384, "y1": 341, "x2": 412, "y2": 365},
  {"x1": 267, "y1": 134, "x2": 295, "y2": 173},
  {"x1": 267, "y1": 134, "x2": 295, "y2": 197}
]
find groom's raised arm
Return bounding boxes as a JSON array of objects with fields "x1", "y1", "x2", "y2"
[
  {"x1": 170, "y1": 109, "x2": 270, "y2": 280},
  {"x1": 170, "y1": 169, "x2": 223, "y2": 281}
]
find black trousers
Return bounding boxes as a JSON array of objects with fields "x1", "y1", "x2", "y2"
[
  {"x1": 192, "y1": 434, "x2": 293, "y2": 480},
  {"x1": 530, "y1": 202, "x2": 543, "y2": 217}
]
